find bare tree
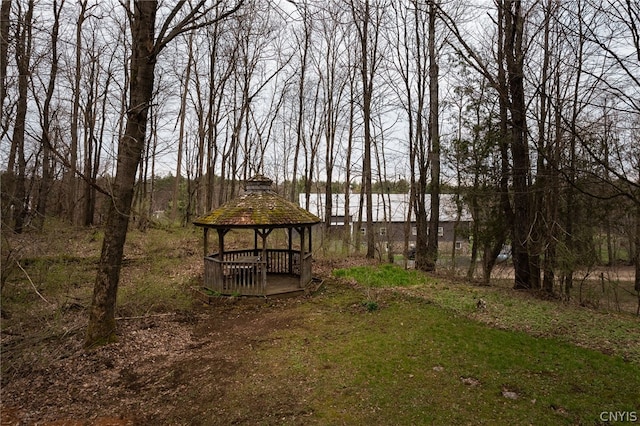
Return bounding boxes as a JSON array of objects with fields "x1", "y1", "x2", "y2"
[
  {"x1": 287, "y1": 0, "x2": 314, "y2": 205},
  {"x1": 4, "y1": 0, "x2": 34, "y2": 233},
  {"x1": 347, "y1": 0, "x2": 387, "y2": 258},
  {"x1": 313, "y1": 2, "x2": 349, "y2": 236},
  {"x1": 574, "y1": 0, "x2": 640, "y2": 293},
  {"x1": 86, "y1": 0, "x2": 244, "y2": 347},
  {"x1": 63, "y1": 1, "x2": 90, "y2": 225},
  {"x1": 171, "y1": 31, "x2": 194, "y2": 223},
  {"x1": 387, "y1": 0, "x2": 432, "y2": 269},
  {"x1": 33, "y1": 0, "x2": 65, "y2": 230},
  {"x1": 424, "y1": 0, "x2": 440, "y2": 272},
  {"x1": 343, "y1": 44, "x2": 358, "y2": 252},
  {"x1": 80, "y1": 20, "x2": 113, "y2": 227},
  {"x1": 436, "y1": 0, "x2": 535, "y2": 288},
  {"x1": 0, "y1": 0, "x2": 11, "y2": 119}
]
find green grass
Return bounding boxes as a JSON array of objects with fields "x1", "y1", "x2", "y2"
[
  {"x1": 334, "y1": 264, "x2": 640, "y2": 364},
  {"x1": 333, "y1": 263, "x2": 435, "y2": 287},
  {"x1": 214, "y1": 282, "x2": 640, "y2": 425},
  {"x1": 1, "y1": 224, "x2": 200, "y2": 331}
]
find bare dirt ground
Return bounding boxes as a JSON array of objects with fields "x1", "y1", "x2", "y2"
[{"x1": 1, "y1": 299, "x2": 311, "y2": 425}]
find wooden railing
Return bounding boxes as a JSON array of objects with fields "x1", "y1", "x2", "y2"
[
  {"x1": 264, "y1": 249, "x2": 291, "y2": 274},
  {"x1": 300, "y1": 253, "x2": 312, "y2": 287},
  {"x1": 204, "y1": 252, "x2": 266, "y2": 296},
  {"x1": 203, "y1": 249, "x2": 312, "y2": 296}
]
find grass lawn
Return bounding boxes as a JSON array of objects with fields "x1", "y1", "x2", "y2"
[
  {"x1": 2, "y1": 227, "x2": 639, "y2": 424},
  {"x1": 213, "y1": 273, "x2": 639, "y2": 425}
]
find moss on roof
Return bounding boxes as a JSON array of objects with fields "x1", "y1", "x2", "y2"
[{"x1": 193, "y1": 190, "x2": 321, "y2": 228}]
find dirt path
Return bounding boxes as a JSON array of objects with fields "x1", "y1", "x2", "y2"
[{"x1": 1, "y1": 300, "x2": 306, "y2": 425}]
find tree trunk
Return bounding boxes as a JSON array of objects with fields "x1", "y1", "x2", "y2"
[
  {"x1": 343, "y1": 81, "x2": 355, "y2": 253},
  {"x1": 0, "y1": 1, "x2": 8, "y2": 230},
  {"x1": 406, "y1": 0, "x2": 429, "y2": 272},
  {"x1": 0, "y1": 0, "x2": 11, "y2": 113},
  {"x1": 291, "y1": 7, "x2": 310, "y2": 204},
  {"x1": 503, "y1": 0, "x2": 532, "y2": 290},
  {"x1": 35, "y1": 0, "x2": 63, "y2": 230},
  {"x1": 82, "y1": 53, "x2": 99, "y2": 227},
  {"x1": 425, "y1": 0, "x2": 440, "y2": 271},
  {"x1": 633, "y1": 133, "x2": 640, "y2": 298},
  {"x1": 85, "y1": 0, "x2": 244, "y2": 346},
  {"x1": 7, "y1": 0, "x2": 33, "y2": 234},
  {"x1": 171, "y1": 33, "x2": 192, "y2": 223},
  {"x1": 86, "y1": 0, "x2": 157, "y2": 347},
  {"x1": 466, "y1": 179, "x2": 480, "y2": 280},
  {"x1": 349, "y1": 0, "x2": 377, "y2": 258},
  {"x1": 65, "y1": 0, "x2": 87, "y2": 225}
]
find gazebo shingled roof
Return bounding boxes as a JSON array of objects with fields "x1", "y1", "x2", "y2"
[{"x1": 193, "y1": 175, "x2": 320, "y2": 228}]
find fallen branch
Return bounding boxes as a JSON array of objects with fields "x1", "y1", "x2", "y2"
[
  {"x1": 115, "y1": 313, "x2": 177, "y2": 321},
  {"x1": 15, "y1": 260, "x2": 54, "y2": 307}
]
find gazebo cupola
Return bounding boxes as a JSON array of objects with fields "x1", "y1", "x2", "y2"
[{"x1": 193, "y1": 175, "x2": 321, "y2": 297}]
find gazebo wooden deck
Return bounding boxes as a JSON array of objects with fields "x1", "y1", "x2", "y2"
[{"x1": 193, "y1": 175, "x2": 321, "y2": 297}]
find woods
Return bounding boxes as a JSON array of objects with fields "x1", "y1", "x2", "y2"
[{"x1": 1, "y1": 0, "x2": 639, "y2": 339}]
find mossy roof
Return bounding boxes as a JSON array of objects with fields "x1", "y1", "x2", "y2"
[{"x1": 193, "y1": 190, "x2": 321, "y2": 229}]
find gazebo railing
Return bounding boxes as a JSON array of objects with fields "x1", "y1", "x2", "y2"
[
  {"x1": 300, "y1": 253, "x2": 312, "y2": 286},
  {"x1": 203, "y1": 249, "x2": 309, "y2": 296},
  {"x1": 264, "y1": 249, "x2": 293, "y2": 274},
  {"x1": 204, "y1": 252, "x2": 266, "y2": 296}
]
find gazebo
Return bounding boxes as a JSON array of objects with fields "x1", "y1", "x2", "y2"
[{"x1": 193, "y1": 175, "x2": 321, "y2": 297}]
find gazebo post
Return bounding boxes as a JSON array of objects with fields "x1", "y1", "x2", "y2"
[
  {"x1": 217, "y1": 228, "x2": 228, "y2": 259},
  {"x1": 288, "y1": 227, "x2": 293, "y2": 274},
  {"x1": 203, "y1": 228, "x2": 209, "y2": 257},
  {"x1": 254, "y1": 230, "x2": 259, "y2": 256},
  {"x1": 299, "y1": 227, "x2": 306, "y2": 287},
  {"x1": 256, "y1": 228, "x2": 272, "y2": 291}
]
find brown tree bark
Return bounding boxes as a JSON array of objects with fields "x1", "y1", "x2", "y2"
[
  {"x1": 290, "y1": 3, "x2": 311, "y2": 204},
  {"x1": 0, "y1": 0, "x2": 10, "y2": 114},
  {"x1": 35, "y1": 0, "x2": 64, "y2": 230},
  {"x1": 81, "y1": 48, "x2": 101, "y2": 227},
  {"x1": 64, "y1": 0, "x2": 88, "y2": 225},
  {"x1": 503, "y1": 0, "x2": 533, "y2": 290},
  {"x1": 343, "y1": 69, "x2": 356, "y2": 253},
  {"x1": 86, "y1": 0, "x2": 244, "y2": 347},
  {"x1": 635, "y1": 201, "x2": 640, "y2": 298},
  {"x1": 349, "y1": 0, "x2": 380, "y2": 258},
  {"x1": 425, "y1": 0, "x2": 440, "y2": 272},
  {"x1": 6, "y1": 0, "x2": 33, "y2": 234},
  {"x1": 409, "y1": 0, "x2": 429, "y2": 272},
  {"x1": 86, "y1": 0, "x2": 157, "y2": 346}
]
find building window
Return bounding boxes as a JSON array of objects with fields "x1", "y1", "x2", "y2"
[
  {"x1": 455, "y1": 241, "x2": 462, "y2": 250},
  {"x1": 411, "y1": 226, "x2": 417, "y2": 236},
  {"x1": 379, "y1": 227, "x2": 387, "y2": 236},
  {"x1": 438, "y1": 226, "x2": 444, "y2": 237}
]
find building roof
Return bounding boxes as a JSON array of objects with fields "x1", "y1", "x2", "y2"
[
  {"x1": 193, "y1": 175, "x2": 321, "y2": 229},
  {"x1": 301, "y1": 193, "x2": 472, "y2": 223}
]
